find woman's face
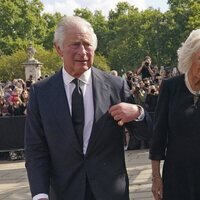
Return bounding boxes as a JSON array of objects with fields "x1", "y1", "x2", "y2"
[
  {"x1": 22, "y1": 91, "x2": 29, "y2": 99},
  {"x1": 190, "y1": 49, "x2": 200, "y2": 80}
]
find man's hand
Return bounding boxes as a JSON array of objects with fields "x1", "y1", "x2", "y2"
[{"x1": 109, "y1": 102, "x2": 140, "y2": 125}]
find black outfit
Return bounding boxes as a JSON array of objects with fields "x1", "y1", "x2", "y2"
[
  {"x1": 7, "y1": 104, "x2": 25, "y2": 116},
  {"x1": 26, "y1": 80, "x2": 33, "y2": 88},
  {"x1": 145, "y1": 93, "x2": 158, "y2": 112},
  {"x1": 149, "y1": 74, "x2": 200, "y2": 200},
  {"x1": 126, "y1": 79, "x2": 132, "y2": 90},
  {"x1": 141, "y1": 65, "x2": 153, "y2": 79}
]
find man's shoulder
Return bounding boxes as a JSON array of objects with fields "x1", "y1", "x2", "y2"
[
  {"x1": 92, "y1": 67, "x2": 123, "y2": 84},
  {"x1": 32, "y1": 70, "x2": 62, "y2": 89}
]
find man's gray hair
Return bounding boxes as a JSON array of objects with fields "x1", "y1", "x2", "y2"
[
  {"x1": 177, "y1": 29, "x2": 200, "y2": 74},
  {"x1": 54, "y1": 16, "x2": 98, "y2": 50}
]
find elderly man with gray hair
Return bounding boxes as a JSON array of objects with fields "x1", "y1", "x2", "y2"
[{"x1": 25, "y1": 16, "x2": 151, "y2": 200}]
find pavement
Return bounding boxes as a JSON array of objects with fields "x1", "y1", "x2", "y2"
[{"x1": 0, "y1": 149, "x2": 154, "y2": 200}]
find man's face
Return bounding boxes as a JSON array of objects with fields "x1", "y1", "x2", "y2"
[{"x1": 55, "y1": 24, "x2": 95, "y2": 78}]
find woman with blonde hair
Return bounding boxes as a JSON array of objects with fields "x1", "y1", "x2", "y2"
[{"x1": 149, "y1": 29, "x2": 200, "y2": 200}]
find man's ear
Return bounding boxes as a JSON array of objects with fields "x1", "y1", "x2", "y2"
[{"x1": 54, "y1": 43, "x2": 63, "y2": 57}]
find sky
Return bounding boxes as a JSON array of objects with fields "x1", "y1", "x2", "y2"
[{"x1": 40, "y1": 0, "x2": 169, "y2": 17}]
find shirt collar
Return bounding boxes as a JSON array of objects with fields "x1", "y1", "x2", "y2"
[{"x1": 62, "y1": 67, "x2": 92, "y2": 86}]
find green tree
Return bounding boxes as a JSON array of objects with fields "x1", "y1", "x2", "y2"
[
  {"x1": 0, "y1": 50, "x2": 27, "y2": 80},
  {"x1": 165, "y1": 0, "x2": 200, "y2": 67},
  {"x1": 94, "y1": 53, "x2": 110, "y2": 71},
  {"x1": 34, "y1": 46, "x2": 63, "y2": 75},
  {"x1": 107, "y1": 2, "x2": 143, "y2": 71},
  {"x1": 42, "y1": 12, "x2": 63, "y2": 50},
  {"x1": 1, "y1": 0, "x2": 199, "y2": 78},
  {"x1": 0, "y1": 46, "x2": 62, "y2": 81},
  {"x1": 168, "y1": 0, "x2": 193, "y2": 9},
  {"x1": 92, "y1": 11, "x2": 109, "y2": 56},
  {"x1": 0, "y1": 0, "x2": 46, "y2": 54},
  {"x1": 74, "y1": 8, "x2": 94, "y2": 23}
]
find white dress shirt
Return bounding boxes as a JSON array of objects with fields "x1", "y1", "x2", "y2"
[{"x1": 62, "y1": 67, "x2": 94, "y2": 154}]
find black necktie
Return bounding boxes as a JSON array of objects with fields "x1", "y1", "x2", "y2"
[{"x1": 72, "y1": 79, "x2": 84, "y2": 146}]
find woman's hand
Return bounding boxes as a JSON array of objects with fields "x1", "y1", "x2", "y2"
[
  {"x1": 151, "y1": 160, "x2": 163, "y2": 200},
  {"x1": 152, "y1": 175, "x2": 163, "y2": 200}
]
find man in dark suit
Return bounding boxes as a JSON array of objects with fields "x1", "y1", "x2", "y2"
[{"x1": 25, "y1": 16, "x2": 151, "y2": 200}]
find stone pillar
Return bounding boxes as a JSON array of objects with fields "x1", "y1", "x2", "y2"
[{"x1": 22, "y1": 45, "x2": 43, "y2": 82}]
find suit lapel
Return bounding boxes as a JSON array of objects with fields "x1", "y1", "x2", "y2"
[
  {"x1": 49, "y1": 70, "x2": 82, "y2": 155},
  {"x1": 86, "y1": 68, "x2": 111, "y2": 155}
]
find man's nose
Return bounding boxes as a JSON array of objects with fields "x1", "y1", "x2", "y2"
[{"x1": 78, "y1": 43, "x2": 87, "y2": 54}]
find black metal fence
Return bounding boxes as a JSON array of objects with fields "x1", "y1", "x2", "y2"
[
  {"x1": 0, "y1": 113, "x2": 155, "y2": 152},
  {"x1": 0, "y1": 116, "x2": 25, "y2": 152}
]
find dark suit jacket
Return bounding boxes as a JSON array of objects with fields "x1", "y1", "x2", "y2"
[{"x1": 25, "y1": 67, "x2": 151, "y2": 200}]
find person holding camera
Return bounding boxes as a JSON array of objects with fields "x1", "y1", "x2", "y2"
[
  {"x1": 145, "y1": 85, "x2": 159, "y2": 113},
  {"x1": 125, "y1": 71, "x2": 134, "y2": 90},
  {"x1": 137, "y1": 56, "x2": 154, "y2": 79}
]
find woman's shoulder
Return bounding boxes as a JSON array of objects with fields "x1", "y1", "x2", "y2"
[
  {"x1": 162, "y1": 74, "x2": 184, "y2": 88},
  {"x1": 165, "y1": 74, "x2": 184, "y2": 82},
  {"x1": 158, "y1": 74, "x2": 185, "y2": 98}
]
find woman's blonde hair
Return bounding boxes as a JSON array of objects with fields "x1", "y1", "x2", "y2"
[{"x1": 177, "y1": 29, "x2": 200, "y2": 74}]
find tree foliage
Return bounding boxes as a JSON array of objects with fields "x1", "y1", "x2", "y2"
[
  {"x1": 0, "y1": 46, "x2": 63, "y2": 81},
  {"x1": 0, "y1": 50, "x2": 27, "y2": 80},
  {"x1": 0, "y1": 0, "x2": 46, "y2": 54},
  {"x1": 42, "y1": 12, "x2": 63, "y2": 50},
  {"x1": 0, "y1": 0, "x2": 200, "y2": 80}
]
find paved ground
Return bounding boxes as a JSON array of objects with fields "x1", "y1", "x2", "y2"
[{"x1": 0, "y1": 149, "x2": 154, "y2": 200}]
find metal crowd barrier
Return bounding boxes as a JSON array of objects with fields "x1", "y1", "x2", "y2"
[
  {"x1": 0, "y1": 112, "x2": 155, "y2": 152},
  {"x1": 0, "y1": 115, "x2": 26, "y2": 152}
]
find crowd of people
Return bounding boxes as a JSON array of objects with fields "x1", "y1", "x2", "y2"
[
  {"x1": 111, "y1": 57, "x2": 180, "y2": 150},
  {"x1": 0, "y1": 79, "x2": 29, "y2": 117},
  {"x1": 0, "y1": 78, "x2": 33, "y2": 160},
  {"x1": 0, "y1": 57, "x2": 179, "y2": 118},
  {"x1": 0, "y1": 57, "x2": 180, "y2": 156},
  {"x1": 0, "y1": 74, "x2": 51, "y2": 117},
  {"x1": 123, "y1": 56, "x2": 180, "y2": 113},
  {"x1": 111, "y1": 57, "x2": 180, "y2": 114}
]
